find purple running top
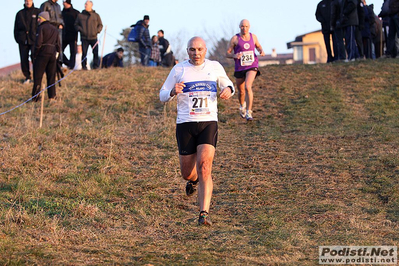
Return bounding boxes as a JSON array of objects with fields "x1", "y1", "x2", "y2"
[{"x1": 233, "y1": 33, "x2": 259, "y2": 72}]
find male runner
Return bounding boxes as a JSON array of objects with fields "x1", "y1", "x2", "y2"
[
  {"x1": 227, "y1": 19, "x2": 265, "y2": 121},
  {"x1": 160, "y1": 36, "x2": 234, "y2": 226}
]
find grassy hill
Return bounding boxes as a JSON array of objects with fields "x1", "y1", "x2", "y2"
[{"x1": 0, "y1": 60, "x2": 398, "y2": 265}]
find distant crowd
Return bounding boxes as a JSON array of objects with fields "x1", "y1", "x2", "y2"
[
  {"x1": 14, "y1": 0, "x2": 176, "y2": 102},
  {"x1": 316, "y1": 0, "x2": 399, "y2": 62},
  {"x1": 128, "y1": 16, "x2": 176, "y2": 68}
]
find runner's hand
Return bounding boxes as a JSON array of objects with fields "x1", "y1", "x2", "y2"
[
  {"x1": 171, "y1": 82, "x2": 185, "y2": 96},
  {"x1": 220, "y1": 87, "x2": 232, "y2": 99}
]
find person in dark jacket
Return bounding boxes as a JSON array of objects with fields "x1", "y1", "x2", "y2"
[
  {"x1": 74, "y1": 0, "x2": 103, "y2": 69},
  {"x1": 355, "y1": 0, "x2": 365, "y2": 58},
  {"x1": 378, "y1": 0, "x2": 391, "y2": 56},
  {"x1": 14, "y1": 0, "x2": 40, "y2": 84},
  {"x1": 40, "y1": 0, "x2": 64, "y2": 62},
  {"x1": 137, "y1": 15, "x2": 151, "y2": 66},
  {"x1": 157, "y1": 29, "x2": 175, "y2": 67},
  {"x1": 31, "y1": 11, "x2": 61, "y2": 103},
  {"x1": 62, "y1": 0, "x2": 79, "y2": 69},
  {"x1": 101, "y1": 48, "x2": 124, "y2": 68},
  {"x1": 341, "y1": 0, "x2": 361, "y2": 60},
  {"x1": 387, "y1": 0, "x2": 399, "y2": 57},
  {"x1": 331, "y1": 0, "x2": 348, "y2": 61},
  {"x1": 360, "y1": 0, "x2": 376, "y2": 58},
  {"x1": 316, "y1": 0, "x2": 335, "y2": 62}
]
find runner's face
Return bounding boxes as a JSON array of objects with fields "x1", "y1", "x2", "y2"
[
  {"x1": 240, "y1": 20, "x2": 250, "y2": 35},
  {"x1": 187, "y1": 38, "x2": 207, "y2": 66}
]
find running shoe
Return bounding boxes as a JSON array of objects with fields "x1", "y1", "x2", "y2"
[
  {"x1": 239, "y1": 103, "x2": 246, "y2": 118},
  {"x1": 198, "y1": 211, "x2": 212, "y2": 226},
  {"x1": 186, "y1": 179, "x2": 198, "y2": 196},
  {"x1": 246, "y1": 110, "x2": 253, "y2": 121}
]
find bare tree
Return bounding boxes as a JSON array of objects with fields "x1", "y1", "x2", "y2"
[
  {"x1": 207, "y1": 38, "x2": 232, "y2": 66},
  {"x1": 168, "y1": 29, "x2": 190, "y2": 63},
  {"x1": 203, "y1": 18, "x2": 237, "y2": 66}
]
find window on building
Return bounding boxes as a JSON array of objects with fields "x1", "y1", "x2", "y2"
[{"x1": 294, "y1": 46, "x2": 303, "y2": 62}]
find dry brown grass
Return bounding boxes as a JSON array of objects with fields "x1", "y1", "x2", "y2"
[{"x1": 0, "y1": 60, "x2": 398, "y2": 265}]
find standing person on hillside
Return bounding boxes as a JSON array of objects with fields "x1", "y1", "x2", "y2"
[
  {"x1": 355, "y1": 0, "x2": 366, "y2": 59},
  {"x1": 61, "y1": 0, "x2": 79, "y2": 69},
  {"x1": 378, "y1": 0, "x2": 391, "y2": 56},
  {"x1": 158, "y1": 29, "x2": 175, "y2": 67},
  {"x1": 40, "y1": 0, "x2": 64, "y2": 62},
  {"x1": 14, "y1": 0, "x2": 40, "y2": 84},
  {"x1": 74, "y1": 44, "x2": 90, "y2": 70},
  {"x1": 342, "y1": 0, "x2": 361, "y2": 61},
  {"x1": 137, "y1": 15, "x2": 151, "y2": 66},
  {"x1": 149, "y1": 35, "x2": 161, "y2": 67},
  {"x1": 331, "y1": 0, "x2": 348, "y2": 61},
  {"x1": 371, "y1": 4, "x2": 383, "y2": 58},
  {"x1": 74, "y1": 0, "x2": 103, "y2": 69},
  {"x1": 387, "y1": 0, "x2": 399, "y2": 57},
  {"x1": 316, "y1": 0, "x2": 335, "y2": 63},
  {"x1": 160, "y1": 37, "x2": 234, "y2": 226},
  {"x1": 226, "y1": 19, "x2": 265, "y2": 121},
  {"x1": 360, "y1": 0, "x2": 376, "y2": 58},
  {"x1": 31, "y1": 11, "x2": 60, "y2": 103}
]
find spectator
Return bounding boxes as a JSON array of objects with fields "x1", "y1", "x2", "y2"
[
  {"x1": 31, "y1": 11, "x2": 60, "y2": 103},
  {"x1": 101, "y1": 48, "x2": 124, "y2": 68},
  {"x1": 14, "y1": 0, "x2": 40, "y2": 84},
  {"x1": 372, "y1": 9, "x2": 384, "y2": 58},
  {"x1": 342, "y1": 0, "x2": 361, "y2": 61},
  {"x1": 137, "y1": 15, "x2": 151, "y2": 66},
  {"x1": 361, "y1": 0, "x2": 376, "y2": 58},
  {"x1": 378, "y1": 0, "x2": 390, "y2": 55},
  {"x1": 331, "y1": 0, "x2": 348, "y2": 61},
  {"x1": 316, "y1": 0, "x2": 335, "y2": 62},
  {"x1": 74, "y1": 0, "x2": 103, "y2": 69},
  {"x1": 149, "y1": 35, "x2": 161, "y2": 67},
  {"x1": 157, "y1": 29, "x2": 175, "y2": 67},
  {"x1": 355, "y1": 0, "x2": 366, "y2": 59},
  {"x1": 387, "y1": 0, "x2": 399, "y2": 57},
  {"x1": 74, "y1": 44, "x2": 90, "y2": 70},
  {"x1": 40, "y1": 0, "x2": 64, "y2": 62},
  {"x1": 61, "y1": 0, "x2": 79, "y2": 69}
]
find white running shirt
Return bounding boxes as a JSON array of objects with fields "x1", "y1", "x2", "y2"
[{"x1": 160, "y1": 59, "x2": 235, "y2": 124}]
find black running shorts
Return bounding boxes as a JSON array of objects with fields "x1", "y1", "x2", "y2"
[
  {"x1": 234, "y1": 67, "x2": 261, "y2": 79},
  {"x1": 176, "y1": 121, "x2": 218, "y2": 155}
]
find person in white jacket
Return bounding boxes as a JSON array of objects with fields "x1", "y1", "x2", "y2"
[{"x1": 160, "y1": 36, "x2": 234, "y2": 226}]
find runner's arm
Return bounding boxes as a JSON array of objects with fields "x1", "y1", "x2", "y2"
[
  {"x1": 160, "y1": 66, "x2": 185, "y2": 102},
  {"x1": 215, "y1": 62, "x2": 235, "y2": 98},
  {"x1": 226, "y1": 35, "x2": 241, "y2": 59}
]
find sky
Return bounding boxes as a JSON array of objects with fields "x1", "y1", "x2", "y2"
[{"x1": 1, "y1": 0, "x2": 384, "y2": 69}]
